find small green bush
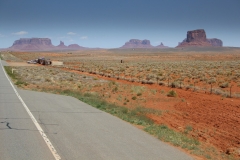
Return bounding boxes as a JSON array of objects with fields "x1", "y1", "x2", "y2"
[
  {"x1": 184, "y1": 125, "x2": 193, "y2": 134},
  {"x1": 167, "y1": 90, "x2": 177, "y2": 97},
  {"x1": 137, "y1": 93, "x2": 142, "y2": 96},
  {"x1": 112, "y1": 86, "x2": 118, "y2": 92}
]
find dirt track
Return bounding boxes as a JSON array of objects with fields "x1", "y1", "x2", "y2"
[{"x1": 7, "y1": 61, "x2": 38, "y2": 66}]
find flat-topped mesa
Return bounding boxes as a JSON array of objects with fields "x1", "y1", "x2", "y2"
[
  {"x1": 121, "y1": 39, "x2": 153, "y2": 48},
  {"x1": 186, "y1": 29, "x2": 207, "y2": 42},
  {"x1": 177, "y1": 29, "x2": 212, "y2": 47},
  {"x1": 10, "y1": 38, "x2": 54, "y2": 51},
  {"x1": 13, "y1": 38, "x2": 53, "y2": 46}
]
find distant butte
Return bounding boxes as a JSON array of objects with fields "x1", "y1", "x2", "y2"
[
  {"x1": 177, "y1": 29, "x2": 223, "y2": 47},
  {"x1": 68, "y1": 44, "x2": 85, "y2": 49},
  {"x1": 57, "y1": 41, "x2": 67, "y2": 48},
  {"x1": 155, "y1": 42, "x2": 169, "y2": 48},
  {"x1": 9, "y1": 38, "x2": 86, "y2": 51},
  {"x1": 121, "y1": 39, "x2": 153, "y2": 48},
  {"x1": 9, "y1": 38, "x2": 54, "y2": 51},
  {"x1": 121, "y1": 39, "x2": 169, "y2": 48}
]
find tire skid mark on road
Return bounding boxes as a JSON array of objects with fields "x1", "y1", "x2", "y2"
[{"x1": 0, "y1": 60, "x2": 61, "y2": 160}]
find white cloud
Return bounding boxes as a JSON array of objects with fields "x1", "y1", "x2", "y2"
[
  {"x1": 12, "y1": 31, "x2": 28, "y2": 35},
  {"x1": 80, "y1": 36, "x2": 88, "y2": 39},
  {"x1": 67, "y1": 32, "x2": 77, "y2": 35}
]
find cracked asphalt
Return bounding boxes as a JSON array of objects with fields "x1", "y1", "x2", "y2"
[{"x1": 0, "y1": 60, "x2": 55, "y2": 160}]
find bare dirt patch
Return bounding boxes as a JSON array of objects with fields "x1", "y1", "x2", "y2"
[{"x1": 6, "y1": 61, "x2": 39, "y2": 66}]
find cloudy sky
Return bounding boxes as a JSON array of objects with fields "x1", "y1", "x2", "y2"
[{"x1": 0, "y1": 0, "x2": 239, "y2": 48}]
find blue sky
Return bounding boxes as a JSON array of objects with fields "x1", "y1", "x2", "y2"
[{"x1": 0, "y1": 0, "x2": 239, "y2": 48}]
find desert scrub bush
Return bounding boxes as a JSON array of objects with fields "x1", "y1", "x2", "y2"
[
  {"x1": 170, "y1": 81, "x2": 179, "y2": 88},
  {"x1": 116, "y1": 95, "x2": 122, "y2": 101},
  {"x1": 131, "y1": 86, "x2": 145, "y2": 94},
  {"x1": 207, "y1": 78, "x2": 216, "y2": 84},
  {"x1": 15, "y1": 80, "x2": 28, "y2": 86},
  {"x1": 219, "y1": 82, "x2": 229, "y2": 88},
  {"x1": 167, "y1": 90, "x2": 177, "y2": 97},
  {"x1": 132, "y1": 96, "x2": 137, "y2": 100},
  {"x1": 112, "y1": 86, "x2": 118, "y2": 92},
  {"x1": 212, "y1": 88, "x2": 226, "y2": 96},
  {"x1": 45, "y1": 78, "x2": 51, "y2": 82},
  {"x1": 150, "y1": 89, "x2": 157, "y2": 95},
  {"x1": 108, "y1": 81, "x2": 116, "y2": 87},
  {"x1": 137, "y1": 92, "x2": 142, "y2": 96},
  {"x1": 142, "y1": 80, "x2": 154, "y2": 85},
  {"x1": 184, "y1": 125, "x2": 193, "y2": 134}
]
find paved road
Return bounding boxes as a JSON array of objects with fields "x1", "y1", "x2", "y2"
[
  {"x1": 0, "y1": 60, "x2": 55, "y2": 160},
  {"x1": 1, "y1": 60, "x2": 193, "y2": 160}
]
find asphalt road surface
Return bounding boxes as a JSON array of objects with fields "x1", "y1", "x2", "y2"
[
  {"x1": 0, "y1": 60, "x2": 55, "y2": 160},
  {"x1": 0, "y1": 60, "x2": 193, "y2": 160}
]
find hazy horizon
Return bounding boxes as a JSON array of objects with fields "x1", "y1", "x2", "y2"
[{"x1": 0, "y1": 0, "x2": 239, "y2": 48}]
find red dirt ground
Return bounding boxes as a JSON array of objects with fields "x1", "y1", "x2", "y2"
[{"x1": 62, "y1": 67, "x2": 240, "y2": 159}]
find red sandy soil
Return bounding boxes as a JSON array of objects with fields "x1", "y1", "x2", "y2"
[{"x1": 62, "y1": 67, "x2": 240, "y2": 159}]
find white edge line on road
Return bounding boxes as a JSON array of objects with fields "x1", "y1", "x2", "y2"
[{"x1": 0, "y1": 60, "x2": 61, "y2": 160}]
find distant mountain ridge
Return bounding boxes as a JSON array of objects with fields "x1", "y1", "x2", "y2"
[
  {"x1": 120, "y1": 39, "x2": 169, "y2": 48},
  {"x1": 9, "y1": 38, "x2": 87, "y2": 51}
]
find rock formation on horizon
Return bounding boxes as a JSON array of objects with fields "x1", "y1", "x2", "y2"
[
  {"x1": 155, "y1": 42, "x2": 169, "y2": 48},
  {"x1": 10, "y1": 38, "x2": 55, "y2": 50},
  {"x1": 68, "y1": 44, "x2": 85, "y2": 49},
  {"x1": 207, "y1": 38, "x2": 223, "y2": 47},
  {"x1": 57, "y1": 41, "x2": 67, "y2": 48},
  {"x1": 177, "y1": 29, "x2": 223, "y2": 47},
  {"x1": 177, "y1": 29, "x2": 212, "y2": 47},
  {"x1": 121, "y1": 39, "x2": 153, "y2": 48},
  {"x1": 9, "y1": 38, "x2": 86, "y2": 51}
]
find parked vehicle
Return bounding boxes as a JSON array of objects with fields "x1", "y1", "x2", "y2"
[{"x1": 27, "y1": 57, "x2": 52, "y2": 65}]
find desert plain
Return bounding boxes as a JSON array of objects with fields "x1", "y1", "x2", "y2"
[{"x1": 1, "y1": 47, "x2": 240, "y2": 160}]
